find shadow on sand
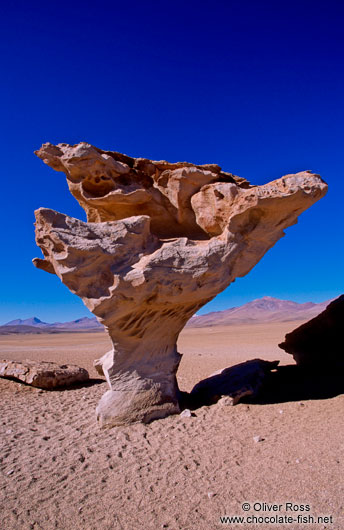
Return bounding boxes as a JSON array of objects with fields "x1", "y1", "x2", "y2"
[
  {"x1": 1, "y1": 377, "x2": 106, "y2": 392},
  {"x1": 180, "y1": 359, "x2": 344, "y2": 411},
  {"x1": 245, "y1": 364, "x2": 344, "y2": 405},
  {"x1": 54, "y1": 377, "x2": 106, "y2": 391}
]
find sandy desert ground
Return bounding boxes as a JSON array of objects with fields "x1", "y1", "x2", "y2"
[{"x1": 0, "y1": 321, "x2": 343, "y2": 529}]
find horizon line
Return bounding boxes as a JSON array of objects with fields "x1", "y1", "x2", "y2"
[{"x1": 1, "y1": 294, "x2": 338, "y2": 327}]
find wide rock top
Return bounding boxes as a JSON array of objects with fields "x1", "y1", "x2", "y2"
[{"x1": 35, "y1": 142, "x2": 253, "y2": 239}]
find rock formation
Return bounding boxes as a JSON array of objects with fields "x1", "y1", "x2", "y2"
[
  {"x1": 33, "y1": 142, "x2": 327, "y2": 426},
  {"x1": 279, "y1": 295, "x2": 343, "y2": 368},
  {"x1": 189, "y1": 359, "x2": 280, "y2": 407},
  {"x1": 0, "y1": 359, "x2": 89, "y2": 389}
]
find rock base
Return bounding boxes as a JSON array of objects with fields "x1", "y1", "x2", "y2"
[{"x1": 96, "y1": 386, "x2": 180, "y2": 427}]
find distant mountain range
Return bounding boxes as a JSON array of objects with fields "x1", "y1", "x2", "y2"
[
  {"x1": 0, "y1": 296, "x2": 332, "y2": 334},
  {"x1": 186, "y1": 296, "x2": 331, "y2": 327},
  {"x1": 0, "y1": 316, "x2": 104, "y2": 334}
]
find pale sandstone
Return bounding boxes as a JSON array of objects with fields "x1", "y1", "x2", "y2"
[{"x1": 33, "y1": 142, "x2": 327, "y2": 426}]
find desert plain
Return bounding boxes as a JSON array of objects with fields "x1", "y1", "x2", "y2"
[{"x1": 0, "y1": 319, "x2": 343, "y2": 530}]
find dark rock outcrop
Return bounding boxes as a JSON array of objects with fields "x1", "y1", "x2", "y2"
[
  {"x1": 279, "y1": 295, "x2": 344, "y2": 368},
  {"x1": 188, "y1": 359, "x2": 279, "y2": 407}
]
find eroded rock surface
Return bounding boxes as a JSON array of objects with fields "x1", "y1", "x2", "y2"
[
  {"x1": 279, "y1": 295, "x2": 343, "y2": 368},
  {"x1": 0, "y1": 359, "x2": 89, "y2": 389},
  {"x1": 33, "y1": 142, "x2": 327, "y2": 426}
]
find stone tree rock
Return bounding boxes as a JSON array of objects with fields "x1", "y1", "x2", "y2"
[
  {"x1": 33, "y1": 142, "x2": 327, "y2": 426},
  {"x1": 279, "y1": 295, "x2": 343, "y2": 368}
]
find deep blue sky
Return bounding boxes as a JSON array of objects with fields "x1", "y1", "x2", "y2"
[{"x1": 1, "y1": 0, "x2": 343, "y2": 324}]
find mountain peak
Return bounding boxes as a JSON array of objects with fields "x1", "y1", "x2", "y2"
[
  {"x1": 259, "y1": 296, "x2": 281, "y2": 301},
  {"x1": 4, "y1": 316, "x2": 48, "y2": 327},
  {"x1": 188, "y1": 297, "x2": 332, "y2": 327},
  {"x1": 3, "y1": 315, "x2": 102, "y2": 330}
]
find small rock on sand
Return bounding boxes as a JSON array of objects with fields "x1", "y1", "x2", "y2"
[{"x1": 0, "y1": 359, "x2": 89, "y2": 389}]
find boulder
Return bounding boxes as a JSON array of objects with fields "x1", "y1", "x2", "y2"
[
  {"x1": 279, "y1": 295, "x2": 344, "y2": 368},
  {"x1": 0, "y1": 359, "x2": 89, "y2": 389},
  {"x1": 189, "y1": 359, "x2": 279, "y2": 407},
  {"x1": 33, "y1": 142, "x2": 327, "y2": 426}
]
